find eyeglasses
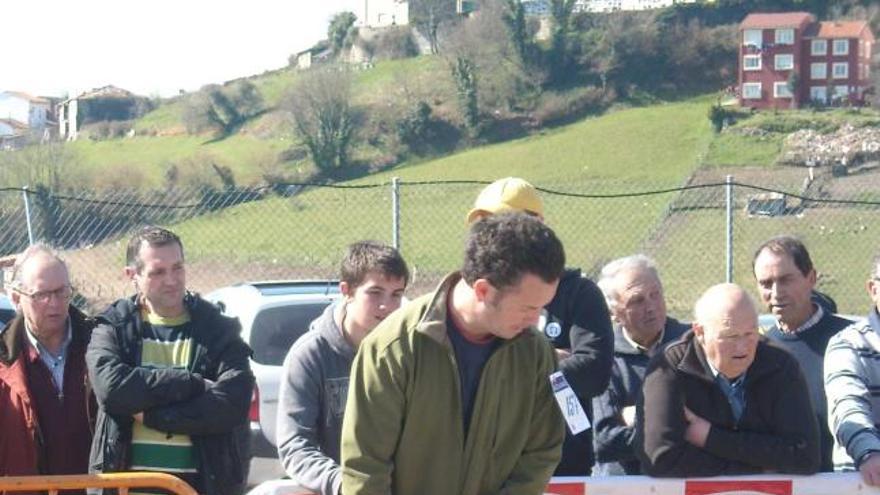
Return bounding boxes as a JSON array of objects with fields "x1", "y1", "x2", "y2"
[{"x1": 14, "y1": 285, "x2": 73, "y2": 304}]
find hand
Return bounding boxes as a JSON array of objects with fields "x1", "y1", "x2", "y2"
[
  {"x1": 683, "y1": 406, "x2": 710, "y2": 448},
  {"x1": 860, "y1": 453, "x2": 880, "y2": 486},
  {"x1": 133, "y1": 412, "x2": 144, "y2": 423},
  {"x1": 554, "y1": 348, "x2": 572, "y2": 360},
  {"x1": 621, "y1": 406, "x2": 636, "y2": 426}
]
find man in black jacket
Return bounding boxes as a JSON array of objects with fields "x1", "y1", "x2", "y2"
[
  {"x1": 637, "y1": 283, "x2": 820, "y2": 477},
  {"x1": 467, "y1": 178, "x2": 614, "y2": 475},
  {"x1": 86, "y1": 226, "x2": 254, "y2": 495}
]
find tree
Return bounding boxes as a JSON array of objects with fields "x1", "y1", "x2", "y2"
[
  {"x1": 226, "y1": 80, "x2": 264, "y2": 120},
  {"x1": 410, "y1": 0, "x2": 458, "y2": 54},
  {"x1": 451, "y1": 57, "x2": 480, "y2": 135},
  {"x1": 328, "y1": 11, "x2": 358, "y2": 54},
  {"x1": 444, "y1": 0, "x2": 543, "y2": 115},
  {"x1": 283, "y1": 67, "x2": 356, "y2": 170},
  {"x1": 501, "y1": 0, "x2": 533, "y2": 66},
  {"x1": 182, "y1": 81, "x2": 264, "y2": 136},
  {"x1": 547, "y1": 0, "x2": 578, "y2": 86},
  {"x1": 787, "y1": 72, "x2": 800, "y2": 109}
]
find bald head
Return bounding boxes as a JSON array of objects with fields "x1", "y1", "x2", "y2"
[
  {"x1": 693, "y1": 283, "x2": 759, "y2": 379},
  {"x1": 694, "y1": 283, "x2": 757, "y2": 329}
]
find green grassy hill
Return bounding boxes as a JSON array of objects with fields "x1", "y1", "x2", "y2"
[
  {"x1": 168, "y1": 97, "x2": 715, "y2": 304},
  {"x1": 53, "y1": 52, "x2": 880, "y2": 316}
]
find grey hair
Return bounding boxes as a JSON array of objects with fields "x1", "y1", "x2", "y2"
[
  {"x1": 10, "y1": 244, "x2": 68, "y2": 290},
  {"x1": 597, "y1": 254, "x2": 660, "y2": 312}
]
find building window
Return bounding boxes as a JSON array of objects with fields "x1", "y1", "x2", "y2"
[
  {"x1": 810, "y1": 86, "x2": 827, "y2": 103},
  {"x1": 811, "y1": 39, "x2": 827, "y2": 55},
  {"x1": 833, "y1": 85, "x2": 849, "y2": 100},
  {"x1": 833, "y1": 63, "x2": 849, "y2": 79},
  {"x1": 775, "y1": 29, "x2": 794, "y2": 45},
  {"x1": 774, "y1": 54, "x2": 794, "y2": 70},
  {"x1": 811, "y1": 63, "x2": 827, "y2": 80},
  {"x1": 742, "y1": 83, "x2": 762, "y2": 100},
  {"x1": 833, "y1": 39, "x2": 849, "y2": 55},
  {"x1": 743, "y1": 29, "x2": 763, "y2": 47},
  {"x1": 774, "y1": 82, "x2": 793, "y2": 98},
  {"x1": 743, "y1": 55, "x2": 762, "y2": 71}
]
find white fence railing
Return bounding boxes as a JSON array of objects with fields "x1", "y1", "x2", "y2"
[{"x1": 246, "y1": 473, "x2": 880, "y2": 495}]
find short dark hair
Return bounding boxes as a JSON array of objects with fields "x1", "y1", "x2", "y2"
[
  {"x1": 462, "y1": 212, "x2": 565, "y2": 290},
  {"x1": 126, "y1": 226, "x2": 184, "y2": 272},
  {"x1": 753, "y1": 235, "x2": 814, "y2": 277},
  {"x1": 340, "y1": 241, "x2": 409, "y2": 288}
]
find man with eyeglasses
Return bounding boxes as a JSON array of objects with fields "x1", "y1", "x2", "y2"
[{"x1": 0, "y1": 244, "x2": 97, "y2": 477}]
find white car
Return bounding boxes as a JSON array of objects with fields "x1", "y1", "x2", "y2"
[{"x1": 205, "y1": 280, "x2": 341, "y2": 483}]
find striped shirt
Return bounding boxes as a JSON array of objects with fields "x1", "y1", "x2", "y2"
[
  {"x1": 824, "y1": 311, "x2": 880, "y2": 471},
  {"x1": 131, "y1": 310, "x2": 197, "y2": 475}
]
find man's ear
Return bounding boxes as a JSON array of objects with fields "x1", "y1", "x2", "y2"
[
  {"x1": 340, "y1": 281, "x2": 353, "y2": 299},
  {"x1": 124, "y1": 266, "x2": 137, "y2": 282},
  {"x1": 807, "y1": 268, "x2": 817, "y2": 288},
  {"x1": 472, "y1": 278, "x2": 492, "y2": 304},
  {"x1": 692, "y1": 322, "x2": 704, "y2": 342},
  {"x1": 9, "y1": 289, "x2": 21, "y2": 308}
]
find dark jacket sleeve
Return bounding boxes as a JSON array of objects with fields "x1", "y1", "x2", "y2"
[
  {"x1": 143, "y1": 337, "x2": 254, "y2": 436},
  {"x1": 636, "y1": 355, "x2": 753, "y2": 477},
  {"x1": 702, "y1": 356, "x2": 821, "y2": 475},
  {"x1": 592, "y1": 373, "x2": 636, "y2": 464},
  {"x1": 559, "y1": 277, "x2": 614, "y2": 400},
  {"x1": 86, "y1": 322, "x2": 206, "y2": 416}
]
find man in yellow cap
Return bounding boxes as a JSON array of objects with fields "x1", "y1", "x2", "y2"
[{"x1": 468, "y1": 177, "x2": 614, "y2": 476}]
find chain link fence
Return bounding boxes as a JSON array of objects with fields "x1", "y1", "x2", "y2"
[{"x1": 1, "y1": 170, "x2": 879, "y2": 318}]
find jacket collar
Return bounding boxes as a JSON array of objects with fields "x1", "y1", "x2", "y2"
[
  {"x1": 614, "y1": 317, "x2": 683, "y2": 356},
  {"x1": 0, "y1": 305, "x2": 93, "y2": 366},
  {"x1": 674, "y1": 331, "x2": 780, "y2": 384},
  {"x1": 415, "y1": 272, "x2": 460, "y2": 345}
]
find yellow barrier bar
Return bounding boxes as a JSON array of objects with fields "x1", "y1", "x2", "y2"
[{"x1": 0, "y1": 473, "x2": 198, "y2": 495}]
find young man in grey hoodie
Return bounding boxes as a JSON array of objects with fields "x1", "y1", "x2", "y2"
[{"x1": 276, "y1": 241, "x2": 409, "y2": 495}]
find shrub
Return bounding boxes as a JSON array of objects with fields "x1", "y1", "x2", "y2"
[
  {"x1": 371, "y1": 26, "x2": 418, "y2": 60},
  {"x1": 531, "y1": 86, "x2": 610, "y2": 126},
  {"x1": 396, "y1": 101, "x2": 434, "y2": 149}
]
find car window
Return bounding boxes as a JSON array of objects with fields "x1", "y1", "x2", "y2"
[
  {"x1": 250, "y1": 302, "x2": 332, "y2": 365},
  {"x1": 0, "y1": 309, "x2": 14, "y2": 326}
]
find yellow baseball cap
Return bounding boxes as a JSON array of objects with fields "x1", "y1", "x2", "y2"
[{"x1": 466, "y1": 177, "x2": 545, "y2": 224}]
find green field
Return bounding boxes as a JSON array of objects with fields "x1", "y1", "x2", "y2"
[
  {"x1": 69, "y1": 134, "x2": 290, "y2": 188},
  {"x1": 59, "y1": 82, "x2": 880, "y2": 317},
  {"x1": 163, "y1": 98, "x2": 715, "y2": 297}
]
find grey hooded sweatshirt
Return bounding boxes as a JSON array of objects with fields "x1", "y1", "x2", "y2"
[{"x1": 277, "y1": 303, "x2": 354, "y2": 495}]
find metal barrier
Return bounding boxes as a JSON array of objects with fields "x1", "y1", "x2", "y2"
[
  {"x1": 0, "y1": 473, "x2": 198, "y2": 495},
  {"x1": 245, "y1": 473, "x2": 880, "y2": 495}
]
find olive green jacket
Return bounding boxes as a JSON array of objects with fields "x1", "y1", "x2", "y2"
[{"x1": 341, "y1": 273, "x2": 564, "y2": 495}]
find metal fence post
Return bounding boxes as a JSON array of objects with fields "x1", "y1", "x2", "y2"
[
  {"x1": 391, "y1": 177, "x2": 401, "y2": 251},
  {"x1": 22, "y1": 186, "x2": 34, "y2": 246},
  {"x1": 725, "y1": 175, "x2": 734, "y2": 283}
]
